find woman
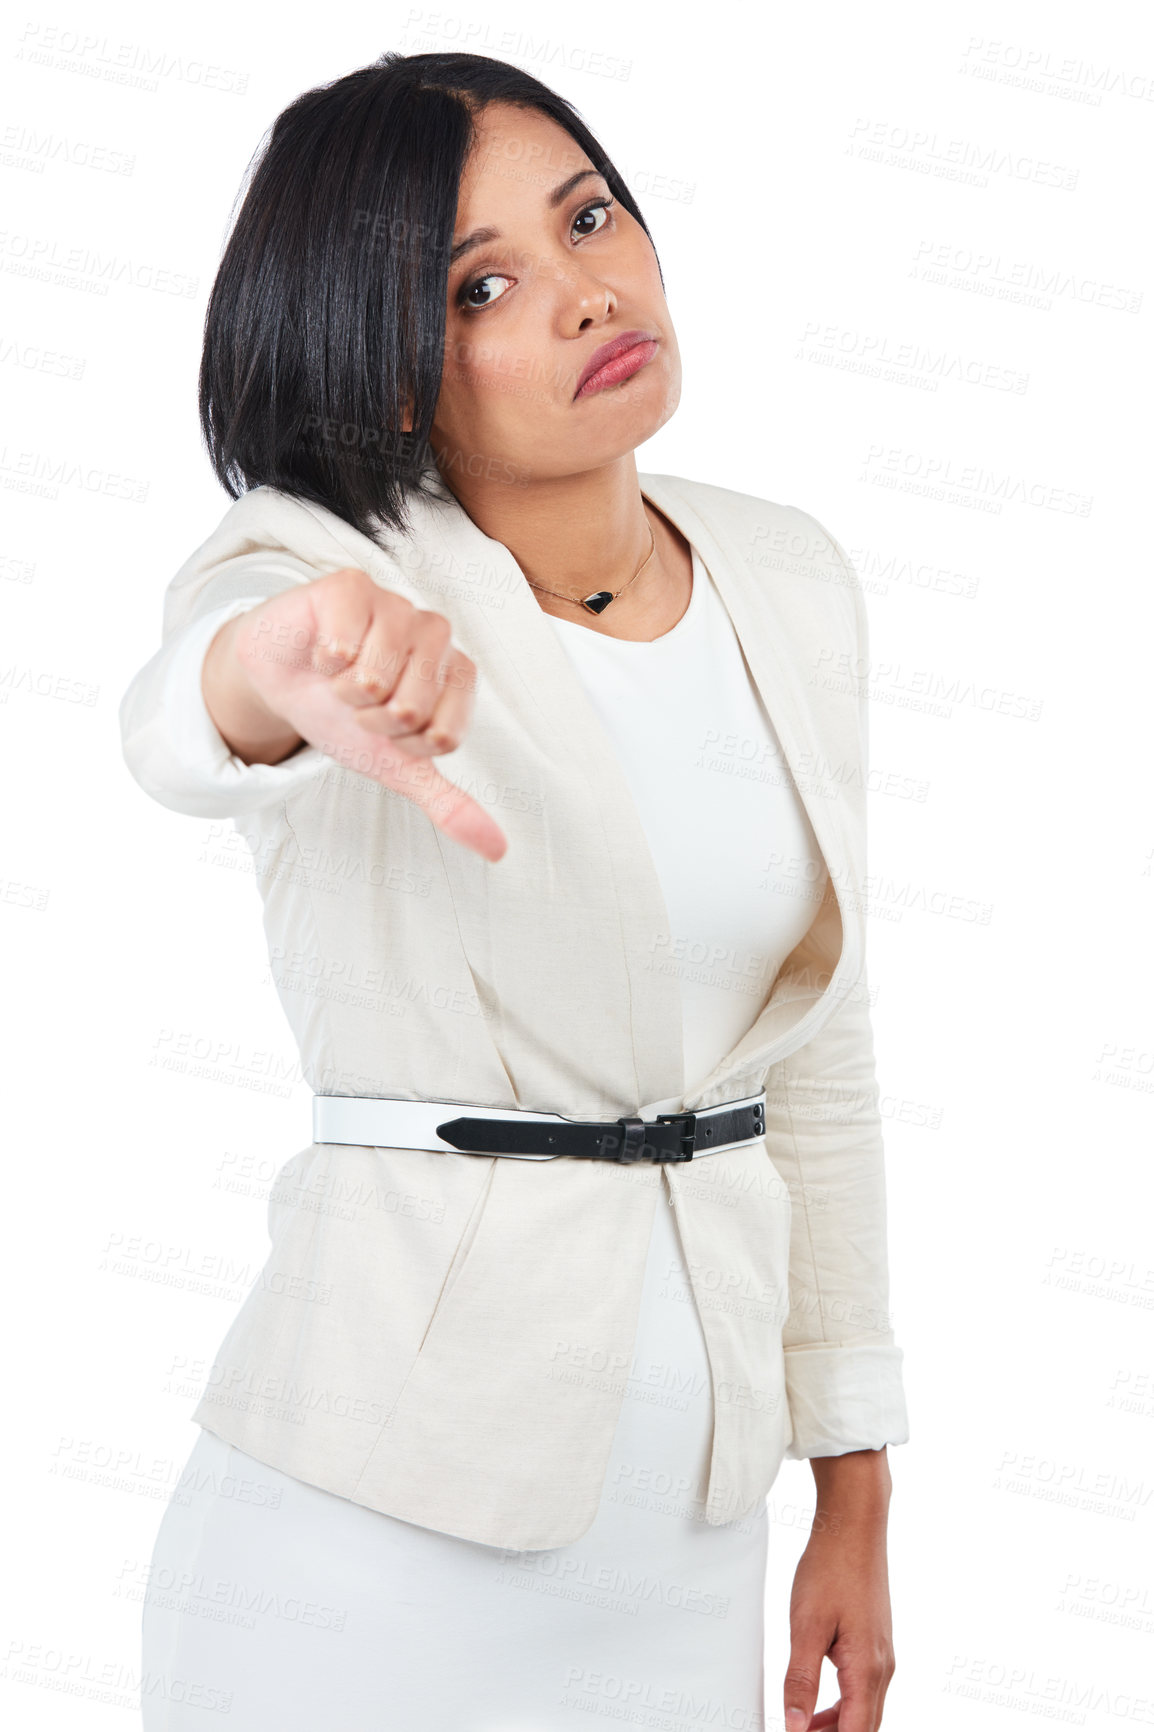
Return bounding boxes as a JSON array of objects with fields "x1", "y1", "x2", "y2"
[{"x1": 120, "y1": 50, "x2": 909, "y2": 1732}]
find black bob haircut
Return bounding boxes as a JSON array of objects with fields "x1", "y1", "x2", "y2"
[{"x1": 199, "y1": 50, "x2": 663, "y2": 547}]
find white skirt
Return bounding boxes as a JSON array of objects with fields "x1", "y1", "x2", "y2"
[{"x1": 141, "y1": 1185, "x2": 769, "y2": 1730}]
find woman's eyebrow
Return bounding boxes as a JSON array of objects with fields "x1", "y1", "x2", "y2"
[{"x1": 448, "y1": 168, "x2": 605, "y2": 267}]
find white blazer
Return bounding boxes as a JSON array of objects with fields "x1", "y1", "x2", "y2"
[{"x1": 119, "y1": 468, "x2": 909, "y2": 1550}]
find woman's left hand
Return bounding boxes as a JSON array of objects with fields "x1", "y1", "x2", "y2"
[{"x1": 782, "y1": 1448, "x2": 896, "y2": 1732}]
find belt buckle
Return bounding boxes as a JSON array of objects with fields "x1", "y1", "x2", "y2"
[{"x1": 654, "y1": 1111, "x2": 697, "y2": 1162}]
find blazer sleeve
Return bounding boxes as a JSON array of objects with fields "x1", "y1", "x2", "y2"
[
  {"x1": 766, "y1": 522, "x2": 911, "y2": 1460},
  {"x1": 118, "y1": 550, "x2": 332, "y2": 821}
]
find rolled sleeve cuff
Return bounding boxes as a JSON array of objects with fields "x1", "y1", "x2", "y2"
[
  {"x1": 153, "y1": 600, "x2": 329, "y2": 818},
  {"x1": 783, "y1": 1342, "x2": 910, "y2": 1459}
]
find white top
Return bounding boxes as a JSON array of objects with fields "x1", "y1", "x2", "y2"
[{"x1": 544, "y1": 547, "x2": 828, "y2": 1110}]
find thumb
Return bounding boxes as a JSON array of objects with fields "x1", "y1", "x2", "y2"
[
  {"x1": 388, "y1": 748, "x2": 509, "y2": 861},
  {"x1": 352, "y1": 730, "x2": 509, "y2": 862},
  {"x1": 784, "y1": 1640, "x2": 823, "y2": 1732}
]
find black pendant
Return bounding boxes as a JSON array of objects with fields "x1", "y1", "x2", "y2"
[{"x1": 582, "y1": 590, "x2": 614, "y2": 614}]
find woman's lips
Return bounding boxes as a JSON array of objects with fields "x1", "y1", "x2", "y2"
[{"x1": 574, "y1": 337, "x2": 659, "y2": 400}]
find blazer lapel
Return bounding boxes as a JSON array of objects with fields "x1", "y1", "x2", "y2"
[
  {"x1": 386, "y1": 482, "x2": 686, "y2": 1117},
  {"x1": 368, "y1": 472, "x2": 861, "y2": 1117},
  {"x1": 637, "y1": 475, "x2": 863, "y2": 1109}
]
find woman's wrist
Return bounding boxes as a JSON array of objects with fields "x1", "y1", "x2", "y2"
[
  {"x1": 202, "y1": 609, "x2": 306, "y2": 767},
  {"x1": 808, "y1": 1447, "x2": 892, "y2": 1535}
]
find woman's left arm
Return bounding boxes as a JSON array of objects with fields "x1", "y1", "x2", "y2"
[
  {"x1": 784, "y1": 1447, "x2": 895, "y2": 1732},
  {"x1": 766, "y1": 516, "x2": 906, "y2": 1731}
]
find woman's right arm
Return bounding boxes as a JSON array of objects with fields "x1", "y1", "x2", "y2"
[
  {"x1": 119, "y1": 583, "x2": 332, "y2": 822},
  {"x1": 120, "y1": 564, "x2": 508, "y2": 860}
]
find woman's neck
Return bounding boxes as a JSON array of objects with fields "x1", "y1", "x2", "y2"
[{"x1": 441, "y1": 458, "x2": 694, "y2": 642}]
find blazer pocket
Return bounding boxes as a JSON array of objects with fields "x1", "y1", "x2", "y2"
[{"x1": 414, "y1": 1155, "x2": 498, "y2": 1356}]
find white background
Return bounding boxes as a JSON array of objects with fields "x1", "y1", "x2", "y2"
[{"x1": 2, "y1": 0, "x2": 1152, "y2": 1725}]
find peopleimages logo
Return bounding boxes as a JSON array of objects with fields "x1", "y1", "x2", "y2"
[
  {"x1": 15, "y1": 23, "x2": 249, "y2": 95},
  {"x1": 559, "y1": 1667, "x2": 765, "y2": 1729}
]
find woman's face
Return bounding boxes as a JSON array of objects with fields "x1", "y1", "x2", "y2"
[{"x1": 426, "y1": 101, "x2": 681, "y2": 494}]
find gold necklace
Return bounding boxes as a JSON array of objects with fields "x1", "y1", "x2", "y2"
[{"x1": 523, "y1": 519, "x2": 657, "y2": 615}]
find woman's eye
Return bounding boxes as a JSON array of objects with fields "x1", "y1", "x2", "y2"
[
  {"x1": 458, "y1": 273, "x2": 513, "y2": 311},
  {"x1": 571, "y1": 197, "x2": 614, "y2": 239},
  {"x1": 456, "y1": 198, "x2": 615, "y2": 312}
]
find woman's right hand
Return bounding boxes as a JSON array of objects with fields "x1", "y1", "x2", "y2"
[{"x1": 202, "y1": 565, "x2": 508, "y2": 862}]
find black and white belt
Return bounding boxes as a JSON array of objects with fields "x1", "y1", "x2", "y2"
[{"x1": 311, "y1": 1089, "x2": 766, "y2": 1164}]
